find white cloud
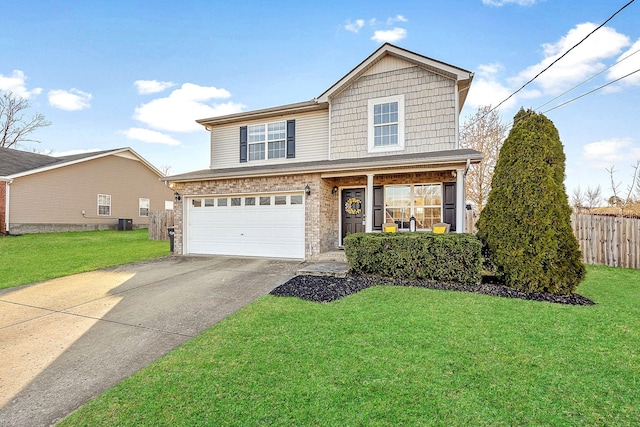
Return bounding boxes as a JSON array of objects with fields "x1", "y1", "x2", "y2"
[
  {"x1": 371, "y1": 27, "x2": 407, "y2": 43},
  {"x1": 482, "y1": 0, "x2": 541, "y2": 6},
  {"x1": 120, "y1": 128, "x2": 181, "y2": 146},
  {"x1": 387, "y1": 15, "x2": 407, "y2": 25},
  {"x1": 510, "y1": 23, "x2": 630, "y2": 95},
  {"x1": 466, "y1": 78, "x2": 516, "y2": 110},
  {"x1": 582, "y1": 138, "x2": 640, "y2": 168},
  {"x1": 48, "y1": 88, "x2": 92, "y2": 111},
  {"x1": 607, "y1": 38, "x2": 640, "y2": 87},
  {"x1": 0, "y1": 70, "x2": 42, "y2": 98},
  {"x1": 344, "y1": 19, "x2": 365, "y2": 33},
  {"x1": 135, "y1": 79, "x2": 176, "y2": 95},
  {"x1": 133, "y1": 83, "x2": 244, "y2": 132}
]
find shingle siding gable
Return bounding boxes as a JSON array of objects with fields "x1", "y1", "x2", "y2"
[{"x1": 330, "y1": 66, "x2": 456, "y2": 160}]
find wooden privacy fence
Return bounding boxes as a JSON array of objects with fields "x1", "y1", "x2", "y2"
[
  {"x1": 571, "y1": 213, "x2": 640, "y2": 268},
  {"x1": 148, "y1": 211, "x2": 175, "y2": 240}
]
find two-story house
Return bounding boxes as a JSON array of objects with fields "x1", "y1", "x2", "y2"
[{"x1": 164, "y1": 43, "x2": 483, "y2": 259}]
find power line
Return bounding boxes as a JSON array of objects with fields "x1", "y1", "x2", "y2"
[
  {"x1": 534, "y1": 48, "x2": 640, "y2": 111},
  {"x1": 541, "y1": 67, "x2": 640, "y2": 114},
  {"x1": 485, "y1": 0, "x2": 636, "y2": 116}
]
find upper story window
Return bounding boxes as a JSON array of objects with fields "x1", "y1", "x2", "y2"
[
  {"x1": 240, "y1": 120, "x2": 295, "y2": 163},
  {"x1": 247, "y1": 121, "x2": 286, "y2": 161},
  {"x1": 368, "y1": 95, "x2": 405, "y2": 153}
]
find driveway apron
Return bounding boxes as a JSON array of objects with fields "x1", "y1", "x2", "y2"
[{"x1": 0, "y1": 256, "x2": 300, "y2": 427}]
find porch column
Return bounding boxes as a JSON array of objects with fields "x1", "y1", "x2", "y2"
[
  {"x1": 366, "y1": 173, "x2": 374, "y2": 233},
  {"x1": 456, "y1": 168, "x2": 465, "y2": 233}
]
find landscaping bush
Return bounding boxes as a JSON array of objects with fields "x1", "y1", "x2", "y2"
[
  {"x1": 343, "y1": 232, "x2": 482, "y2": 284},
  {"x1": 476, "y1": 109, "x2": 585, "y2": 294}
]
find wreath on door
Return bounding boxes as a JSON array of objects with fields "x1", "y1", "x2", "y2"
[{"x1": 344, "y1": 197, "x2": 362, "y2": 215}]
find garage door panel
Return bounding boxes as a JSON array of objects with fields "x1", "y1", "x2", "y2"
[{"x1": 187, "y1": 196, "x2": 305, "y2": 259}]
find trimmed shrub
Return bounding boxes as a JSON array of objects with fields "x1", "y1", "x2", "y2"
[
  {"x1": 343, "y1": 232, "x2": 482, "y2": 285},
  {"x1": 476, "y1": 109, "x2": 585, "y2": 294}
]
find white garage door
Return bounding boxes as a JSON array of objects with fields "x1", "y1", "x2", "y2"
[{"x1": 186, "y1": 193, "x2": 305, "y2": 259}]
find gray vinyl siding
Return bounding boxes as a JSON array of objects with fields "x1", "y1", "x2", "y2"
[
  {"x1": 210, "y1": 110, "x2": 329, "y2": 169},
  {"x1": 330, "y1": 65, "x2": 457, "y2": 160}
]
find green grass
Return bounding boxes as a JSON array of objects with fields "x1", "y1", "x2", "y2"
[
  {"x1": 60, "y1": 265, "x2": 640, "y2": 426},
  {"x1": 0, "y1": 229, "x2": 169, "y2": 290}
]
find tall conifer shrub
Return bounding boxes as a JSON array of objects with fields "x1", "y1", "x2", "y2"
[{"x1": 476, "y1": 109, "x2": 585, "y2": 294}]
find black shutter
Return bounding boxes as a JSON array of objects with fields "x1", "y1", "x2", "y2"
[
  {"x1": 443, "y1": 182, "x2": 456, "y2": 231},
  {"x1": 373, "y1": 186, "x2": 384, "y2": 231},
  {"x1": 286, "y1": 120, "x2": 295, "y2": 158},
  {"x1": 239, "y1": 126, "x2": 247, "y2": 163}
]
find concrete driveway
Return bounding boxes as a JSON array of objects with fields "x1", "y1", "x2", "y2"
[{"x1": 0, "y1": 256, "x2": 301, "y2": 427}]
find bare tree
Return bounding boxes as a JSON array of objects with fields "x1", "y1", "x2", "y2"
[
  {"x1": 460, "y1": 105, "x2": 508, "y2": 211},
  {"x1": 160, "y1": 164, "x2": 172, "y2": 176},
  {"x1": 571, "y1": 186, "x2": 585, "y2": 213},
  {"x1": 0, "y1": 91, "x2": 51, "y2": 149},
  {"x1": 607, "y1": 161, "x2": 640, "y2": 215},
  {"x1": 585, "y1": 185, "x2": 602, "y2": 212}
]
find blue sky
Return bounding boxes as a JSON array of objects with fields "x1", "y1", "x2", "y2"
[{"x1": 2, "y1": 0, "x2": 639, "y2": 199}]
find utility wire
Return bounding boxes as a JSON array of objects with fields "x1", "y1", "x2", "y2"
[
  {"x1": 485, "y1": 0, "x2": 636, "y2": 116},
  {"x1": 501, "y1": 66, "x2": 640, "y2": 131},
  {"x1": 541, "y1": 67, "x2": 640, "y2": 114},
  {"x1": 534, "y1": 48, "x2": 640, "y2": 111}
]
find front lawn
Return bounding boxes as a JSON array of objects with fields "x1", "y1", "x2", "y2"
[
  {"x1": 61, "y1": 265, "x2": 639, "y2": 426},
  {"x1": 0, "y1": 229, "x2": 169, "y2": 290}
]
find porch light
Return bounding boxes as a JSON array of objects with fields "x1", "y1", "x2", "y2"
[
  {"x1": 174, "y1": 191, "x2": 181, "y2": 201},
  {"x1": 304, "y1": 184, "x2": 311, "y2": 196},
  {"x1": 332, "y1": 186, "x2": 338, "y2": 195}
]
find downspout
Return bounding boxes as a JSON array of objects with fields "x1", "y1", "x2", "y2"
[
  {"x1": 4, "y1": 179, "x2": 13, "y2": 234},
  {"x1": 454, "y1": 81, "x2": 460, "y2": 149}
]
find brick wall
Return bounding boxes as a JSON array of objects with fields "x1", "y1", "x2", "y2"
[{"x1": 172, "y1": 173, "x2": 330, "y2": 258}]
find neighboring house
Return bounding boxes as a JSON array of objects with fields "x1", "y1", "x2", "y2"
[
  {"x1": 164, "y1": 43, "x2": 483, "y2": 260},
  {"x1": 0, "y1": 147, "x2": 174, "y2": 234}
]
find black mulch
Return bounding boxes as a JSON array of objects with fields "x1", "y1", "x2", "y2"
[{"x1": 270, "y1": 274, "x2": 595, "y2": 306}]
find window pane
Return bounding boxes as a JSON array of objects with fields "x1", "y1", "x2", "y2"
[
  {"x1": 260, "y1": 196, "x2": 271, "y2": 205},
  {"x1": 291, "y1": 195, "x2": 303, "y2": 205},
  {"x1": 274, "y1": 196, "x2": 286, "y2": 205},
  {"x1": 268, "y1": 140, "x2": 286, "y2": 159},
  {"x1": 231, "y1": 197, "x2": 241, "y2": 206},
  {"x1": 245, "y1": 197, "x2": 256, "y2": 206},
  {"x1": 248, "y1": 124, "x2": 265, "y2": 143},
  {"x1": 217, "y1": 198, "x2": 227, "y2": 207},
  {"x1": 204, "y1": 198, "x2": 215, "y2": 207},
  {"x1": 192, "y1": 199, "x2": 202, "y2": 207},
  {"x1": 267, "y1": 122, "x2": 286, "y2": 140},
  {"x1": 248, "y1": 143, "x2": 265, "y2": 161}
]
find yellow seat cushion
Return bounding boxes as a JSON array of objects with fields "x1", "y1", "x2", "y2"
[{"x1": 433, "y1": 226, "x2": 447, "y2": 234}]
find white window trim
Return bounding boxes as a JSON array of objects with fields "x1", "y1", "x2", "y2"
[
  {"x1": 247, "y1": 121, "x2": 286, "y2": 161},
  {"x1": 139, "y1": 198, "x2": 150, "y2": 217},
  {"x1": 97, "y1": 194, "x2": 111, "y2": 216},
  {"x1": 368, "y1": 94, "x2": 405, "y2": 153}
]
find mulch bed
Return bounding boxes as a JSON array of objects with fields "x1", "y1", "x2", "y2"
[{"x1": 270, "y1": 274, "x2": 595, "y2": 306}]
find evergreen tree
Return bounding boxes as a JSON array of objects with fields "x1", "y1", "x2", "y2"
[{"x1": 476, "y1": 108, "x2": 585, "y2": 294}]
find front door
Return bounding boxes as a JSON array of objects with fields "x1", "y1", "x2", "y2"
[{"x1": 342, "y1": 188, "x2": 365, "y2": 242}]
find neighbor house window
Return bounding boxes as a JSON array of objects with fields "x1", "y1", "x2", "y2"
[
  {"x1": 368, "y1": 95, "x2": 405, "y2": 152},
  {"x1": 98, "y1": 194, "x2": 111, "y2": 216},
  {"x1": 139, "y1": 198, "x2": 150, "y2": 217},
  {"x1": 384, "y1": 184, "x2": 441, "y2": 230},
  {"x1": 247, "y1": 121, "x2": 286, "y2": 161}
]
